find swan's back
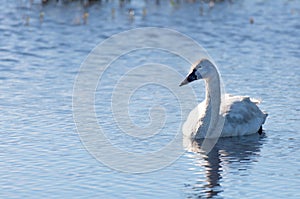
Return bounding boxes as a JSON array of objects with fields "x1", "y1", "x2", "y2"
[{"x1": 221, "y1": 94, "x2": 267, "y2": 137}]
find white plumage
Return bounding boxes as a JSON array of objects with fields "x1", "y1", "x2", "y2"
[{"x1": 180, "y1": 59, "x2": 267, "y2": 139}]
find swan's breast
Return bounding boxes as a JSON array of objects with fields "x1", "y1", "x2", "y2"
[{"x1": 182, "y1": 101, "x2": 206, "y2": 138}]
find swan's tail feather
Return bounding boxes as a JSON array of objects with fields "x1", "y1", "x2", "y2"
[
  {"x1": 258, "y1": 113, "x2": 268, "y2": 135},
  {"x1": 262, "y1": 112, "x2": 268, "y2": 124}
]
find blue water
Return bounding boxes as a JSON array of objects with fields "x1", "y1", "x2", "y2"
[{"x1": 1, "y1": 0, "x2": 300, "y2": 198}]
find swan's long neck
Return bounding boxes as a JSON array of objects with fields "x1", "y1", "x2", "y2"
[{"x1": 203, "y1": 69, "x2": 222, "y2": 137}]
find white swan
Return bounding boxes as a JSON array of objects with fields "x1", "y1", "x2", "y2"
[{"x1": 180, "y1": 59, "x2": 268, "y2": 139}]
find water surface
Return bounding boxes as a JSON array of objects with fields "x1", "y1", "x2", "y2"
[{"x1": 1, "y1": 0, "x2": 300, "y2": 198}]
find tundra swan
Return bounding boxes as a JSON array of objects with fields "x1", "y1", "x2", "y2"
[{"x1": 180, "y1": 59, "x2": 267, "y2": 139}]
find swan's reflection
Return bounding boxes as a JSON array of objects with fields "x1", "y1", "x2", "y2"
[{"x1": 184, "y1": 134, "x2": 266, "y2": 198}]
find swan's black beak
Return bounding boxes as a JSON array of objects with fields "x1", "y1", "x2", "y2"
[
  {"x1": 179, "y1": 78, "x2": 189, "y2": 87},
  {"x1": 179, "y1": 69, "x2": 198, "y2": 87}
]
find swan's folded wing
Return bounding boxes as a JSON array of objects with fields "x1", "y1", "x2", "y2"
[{"x1": 223, "y1": 96, "x2": 262, "y2": 125}]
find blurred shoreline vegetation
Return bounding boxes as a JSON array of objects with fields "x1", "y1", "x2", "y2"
[
  {"x1": 17, "y1": 0, "x2": 233, "y2": 26},
  {"x1": 40, "y1": 0, "x2": 229, "y2": 6}
]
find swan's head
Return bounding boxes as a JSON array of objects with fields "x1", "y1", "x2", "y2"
[{"x1": 179, "y1": 59, "x2": 215, "y2": 86}]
